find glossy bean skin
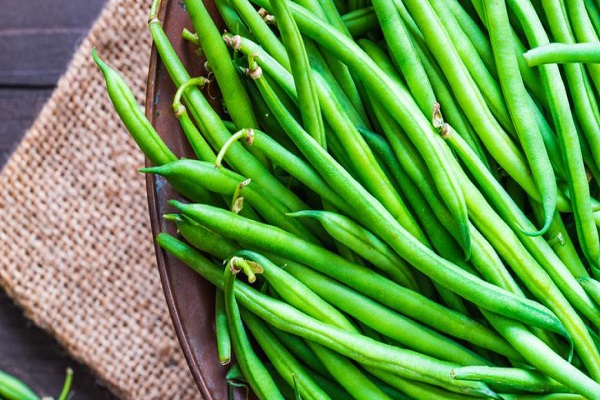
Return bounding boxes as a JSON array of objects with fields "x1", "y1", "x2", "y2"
[
  {"x1": 171, "y1": 201, "x2": 565, "y2": 352},
  {"x1": 525, "y1": 43, "x2": 600, "y2": 66},
  {"x1": 215, "y1": 289, "x2": 231, "y2": 365},
  {"x1": 142, "y1": 160, "x2": 321, "y2": 243},
  {"x1": 241, "y1": 310, "x2": 332, "y2": 400},
  {"x1": 0, "y1": 370, "x2": 40, "y2": 400},
  {"x1": 182, "y1": 0, "x2": 259, "y2": 131},
  {"x1": 288, "y1": 210, "x2": 418, "y2": 290},
  {"x1": 484, "y1": 0, "x2": 557, "y2": 235},
  {"x1": 269, "y1": 0, "x2": 325, "y2": 145},
  {"x1": 250, "y1": 0, "x2": 470, "y2": 251},
  {"x1": 244, "y1": 68, "x2": 571, "y2": 340},
  {"x1": 507, "y1": 0, "x2": 600, "y2": 277},
  {"x1": 157, "y1": 234, "x2": 498, "y2": 397},
  {"x1": 222, "y1": 263, "x2": 285, "y2": 400},
  {"x1": 147, "y1": 13, "x2": 310, "y2": 215}
]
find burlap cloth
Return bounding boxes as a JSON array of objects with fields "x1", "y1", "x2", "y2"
[{"x1": 0, "y1": 0, "x2": 200, "y2": 398}]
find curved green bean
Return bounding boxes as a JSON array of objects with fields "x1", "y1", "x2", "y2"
[
  {"x1": 181, "y1": 0, "x2": 258, "y2": 130},
  {"x1": 222, "y1": 261, "x2": 284, "y2": 400},
  {"x1": 241, "y1": 310, "x2": 331, "y2": 400},
  {"x1": 525, "y1": 43, "x2": 600, "y2": 66},
  {"x1": 483, "y1": 0, "x2": 557, "y2": 235},
  {"x1": 0, "y1": 370, "x2": 39, "y2": 400},
  {"x1": 159, "y1": 233, "x2": 497, "y2": 397},
  {"x1": 288, "y1": 210, "x2": 418, "y2": 290},
  {"x1": 172, "y1": 201, "x2": 567, "y2": 343},
  {"x1": 147, "y1": 14, "x2": 309, "y2": 214},
  {"x1": 250, "y1": 0, "x2": 470, "y2": 253},
  {"x1": 269, "y1": 0, "x2": 325, "y2": 145},
  {"x1": 451, "y1": 366, "x2": 567, "y2": 394}
]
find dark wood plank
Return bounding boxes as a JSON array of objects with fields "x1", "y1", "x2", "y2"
[
  {"x1": 0, "y1": 88, "x2": 51, "y2": 161},
  {"x1": 0, "y1": 0, "x2": 107, "y2": 86}
]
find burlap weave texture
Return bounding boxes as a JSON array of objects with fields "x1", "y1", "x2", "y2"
[{"x1": 0, "y1": 0, "x2": 200, "y2": 398}]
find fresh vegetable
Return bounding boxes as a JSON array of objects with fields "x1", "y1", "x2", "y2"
[{"x1": 95, "y1": 0, "x2": 600, "y2": 398}]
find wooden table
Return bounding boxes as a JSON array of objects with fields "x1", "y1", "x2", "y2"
[{"x1": 0, "y1": 1, "x2": 117, "y2": 398}]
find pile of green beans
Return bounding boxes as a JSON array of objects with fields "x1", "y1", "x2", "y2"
[{"x1": 95, "y1": 0, "x2": 600, "y2": 397}]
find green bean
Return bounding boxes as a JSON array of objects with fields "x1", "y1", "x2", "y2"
[
  {"x1": 228, "y1": 0, "x2": 290, "y2": 69},
  {"x1": 250, "y1": 0, "x2": 470, "y2": 252},
  {"x1": 358, "y1": 128, "x2": 498, "y2": 309},
  {"x1": 437, "y1": 113, "x2": 544, "y2": 236},
  {"x1": 269, "y1": 329, "x2": 330, "y2": 377},
  {"x1": 365, "y1": 103, "x2": 469, "y2": 257},
  {"x1": 292, "y1": 0, "x2": 367, "y2": 129},
  {"x1": 444, "y1": 147, "x2": 600, "y2": 377},
  {"x1": 530, "y1": 202, "x2": 590, "y2": 280},
  {"x1": 585, "y1": 0, "x2": 600, "y2": 37},
  {"x1": 269, "y1": 330, "x2": 369, "y2": 400},
  {"x1": 93, "y1": 49, "x2": 218, "y2": 204},
  {"x1": 510, "y1": 0, "x2": 600, "y2": 280},
  {"x1": 57, "y1": 368, "x2": 73, "y2": 400},
  {"x1": 451, "y1": 366, "x2": 567, "y2": 394},
  {"x1": 93, "y1": 49, "x2": 175, "y2": 166},
  {"x1": 214, "y1": 0, "x2": 252, "y2": 37},
  {"x1": 171, "y1": 201, "x2": 566, "y2": 349},
  {"x1": 172, "y1": 77, "x2": 216, "y2": 162},
  {"x1": 142, "y1": 160, "x2": 321, "y2": 242},
  {"x1": 398, "y1": 1, "x2": 563, "y2": 177},
  {"x1": 463, "y1": 0, "x2": 548, "y2": 107},
  {"x1": 525, "y1": 42, "x2": 600, "y2": 66},
  {"x1": 269, "y1": 0, "x2": 325, "y2": 145},
  {"x1": 230, "y1": 42, "x2": 428, "y2": 245},
  {"x1": 306, "y1": 46, "x2": 369, "y2": 129},
  {"x1": 147, "y1": 14, "x2": 311, "y2": 215},
  {"x1": 182, "y1": 0, "x2": 259, "y2": 134},
  {"x1": 578, "y1": 277, "x2": 600, "y2": 307},
  {"x1": 288, "y1": 210, "x2": 418, "y2": 290},
  {"x1": 482, "y1": 311, "x2": 600, "y2": 400},
  {"x1": 365, "y1": 369, "x2": 478, "y2": 400},
  {"x1": 501, "y1": 395, "x2": 586, "y2": 400},
  {"x1": 216, "y1": 125, "x2": 352, "y2": 213},
  {"x1": 306, "y1": 342, "x2": 393, "y2": 400},
  {"x1": 372, "y1": 0, "x2": 436, "y2": 116},
  {"x1": 222, "y1": 260, "x2": 284, "y2": 400},
  {"x1": 427, "y1": 0, "x2": 515, "y2": 137},
  {"x1": 0, "y1": 370, "x2": 39, "y2": 400},
  {"x1": 360, "y1": 120, "x2": 529, "y2": 301},
  {"x1": 483, "y1": 0, "x2": 557, "y2": 235},
  {"x1": 181, "y1": 28, "x2": 199, "y2": 45},
  {"x1": 241, "y1": 310, "x2": 331, "y2": 400},
  {"x1": 235, "y1": 251, "x2": 356, "y2": 331},
  {"x1": 280, "y1": 259, "x2": 507, "y2": 364},
  {"x1": 312, "y1": 74, "x2": 429, "y2": 246},
  {"x1": 395, "y1": 0, "x2": 549, "y2": 200},
  {"x1": 251, "y1": 74, "x2": 576, "y2": 338},
  {"x1": 444, "y1": 0, "x2": 497, "y2": 76},
  {"x1": 342, "y1": 7, "x2": 378, "y2": 37},
  {"x1": 240, "y1": 81, "x2": 300, "y2": 155},
  {"x1": 159, "y1": 233, "x2": 498, "y2": 397},
  {"x1": 565, "y1": 0, "x2": 600, "y2": 96},
  {"x1": 215, "y1": 289, "x2": 231, "y2": 365}
]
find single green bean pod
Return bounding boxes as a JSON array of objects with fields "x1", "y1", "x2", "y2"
[{"x1": 0, "y1": 370, "x2": 39, "y2": 400}]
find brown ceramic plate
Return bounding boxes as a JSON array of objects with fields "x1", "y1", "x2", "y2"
[{"x1": 145, "y1": 0, "x2": 240, "y2": 398}]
